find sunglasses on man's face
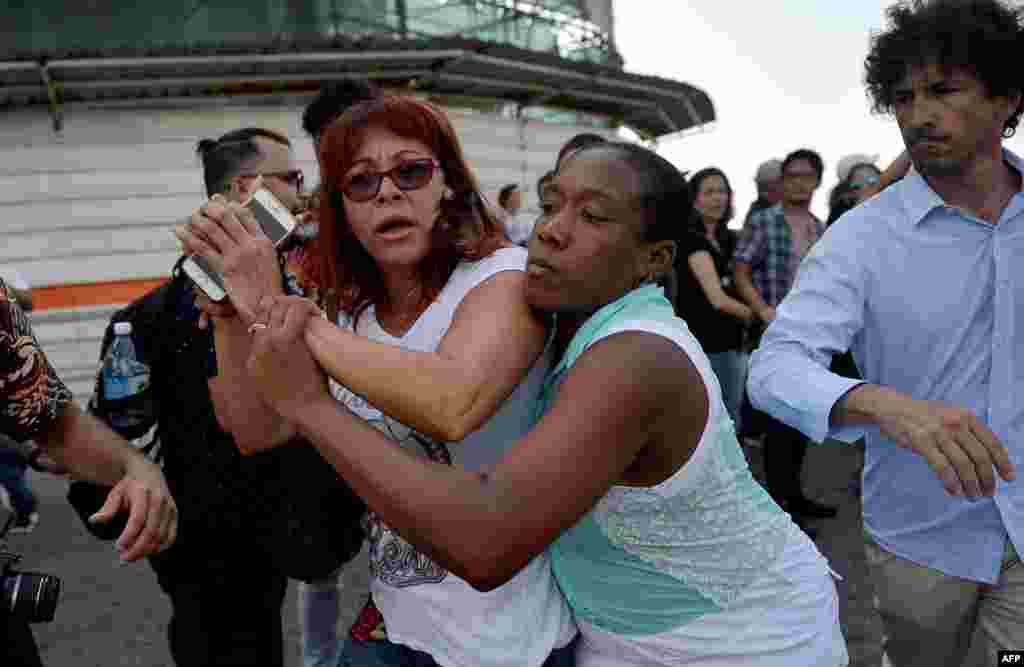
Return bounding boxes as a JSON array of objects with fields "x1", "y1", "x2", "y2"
[
  {"x1": 241, "y1": 169, "x2": 305, "y2": 192},
  {"x1": 342, "y1": 158, "x2": 440, "y2": 202}
]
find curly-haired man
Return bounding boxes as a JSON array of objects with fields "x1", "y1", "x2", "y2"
[{"x1": 748, "y1": 1, "x2": 1024, "y2": 665}]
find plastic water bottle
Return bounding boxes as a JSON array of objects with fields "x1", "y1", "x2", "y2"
[{"x1": 101, "y1": 322, "x2": 152, "y2": 434}]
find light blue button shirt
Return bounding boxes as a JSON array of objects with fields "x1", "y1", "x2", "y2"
[{"x1": 748, "y1": 150, "x2": 1024, "y2": 584}]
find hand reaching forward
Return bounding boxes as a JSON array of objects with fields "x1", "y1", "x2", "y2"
[
  {"x1": 247, "y1": 295, "x2": 330, "y2": 421},
  {"x1": 876, "y1": 395, "x2": 1015, "y2": 498},
  {"x1": 90, "y1": 457, "x2": 178, "y2": 562}
]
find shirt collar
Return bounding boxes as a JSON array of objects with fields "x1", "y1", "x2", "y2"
[{"x1": 899, "y1": 147, "x2": 1024, "y2": 227}]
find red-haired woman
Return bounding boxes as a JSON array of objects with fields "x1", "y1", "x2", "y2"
[{"x1": 177, "y1": 95, "x2": 576, "y2": 667}]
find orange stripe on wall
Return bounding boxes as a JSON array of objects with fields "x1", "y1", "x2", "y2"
[{"x1": 33, "y1": 278, "x2": 169, "y2": 311}]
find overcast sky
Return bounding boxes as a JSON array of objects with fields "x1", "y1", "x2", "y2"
[{"x1": 614, "y1": 0, "x2": 1024, "y2": 222}]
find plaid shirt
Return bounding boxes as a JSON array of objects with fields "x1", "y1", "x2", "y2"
[{"x1": 734, "y1": 203, "x2": 824, "y2": 308}]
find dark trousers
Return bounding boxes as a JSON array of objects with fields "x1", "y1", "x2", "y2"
[
  {"x1": 739, "y1": 390, "x2": 767, "y2": 438},
  {"x1": 762, "y1": 413, "x2": 810, "y2": 507},
  {"x1": 739, "y1": 324, "x2": 767, "y2": 439},
  {"x1": 157, "y1": 565, "x2": 288, "y2": 667},
  {"x1": 0, "y1": 612, "x2": 44, "y2": 667}
]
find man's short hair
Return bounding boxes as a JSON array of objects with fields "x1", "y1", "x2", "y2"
[
  {"x1": 782, "y1": 148, "x2": 825, "y2": 184},
  {"x1": 555, "y1": 133, "x2": 607, "y2": 168},
  {"x1": 865, "y1": 0, "x2": 1024, "y2": 137},
  {"x1": 754, "y1": 159, "x2": 783, "y2": 184},
  {"x1": 301, "y1": 79, "x2": 380, "y2": 142},
  {"x1": 196, "y1": 128, "x2": 290, "y2": 197},
  {"x1": 498, "y1": 184, "x2": 519, "y2": 209}
]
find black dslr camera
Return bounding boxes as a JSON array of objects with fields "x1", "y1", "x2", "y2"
[{"x1": 0, "y1": 506, "x2": 60, "y2": 623}]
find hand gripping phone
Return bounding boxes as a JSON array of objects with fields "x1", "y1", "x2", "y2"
[{"x1": 183, "y1": 187, "x2": 298, "y2": 302}]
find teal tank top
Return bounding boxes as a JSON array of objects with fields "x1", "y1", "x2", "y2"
[{"x1": 537, "y1": 285, "x2": 791, "y2": 636}]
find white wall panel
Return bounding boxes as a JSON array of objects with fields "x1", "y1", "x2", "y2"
[
  {"x1": 0, "y1": 168, "x2": 203, "y2": 205},
  {"x1": 0, "y1": 223, "x2": 178, "y2": 265},
  {"x1": 21, "y1": 251, "x2": 182, "y2": 287},
  {"x1": 0, "y1": 196, "x2": 199, "y2": 234}
]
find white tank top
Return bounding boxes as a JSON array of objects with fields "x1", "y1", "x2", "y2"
[{"x1": 329, "y1": 247, "x2": 576, "y2": 667}]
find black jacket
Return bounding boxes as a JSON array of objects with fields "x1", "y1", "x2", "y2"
[{"x1": 81, "y1": 265, "x2": 364, "y2": 582}]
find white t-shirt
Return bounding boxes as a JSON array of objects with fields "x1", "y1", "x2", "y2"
[{"x1": 329, "y1": 246, "x2": 576, "y2": 667}]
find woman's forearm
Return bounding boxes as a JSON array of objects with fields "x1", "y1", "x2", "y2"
[
  {"x1": 211, "y1": 317, "x2": 295, "y2": 452},
  {"x1": 305, "y1": 317, "x2": 478, "y2": 442},
  {"x1": 290, "y1": 396, "x2": 516, "y2": 589},
  {"x1": 734, "y1": 268, "x2": 770, "y2": 316},
  {"x1": 713, "y1": 294, "x2": 754, "y2": 321}
]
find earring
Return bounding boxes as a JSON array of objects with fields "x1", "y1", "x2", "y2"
[{"x1": 443, "y1": 187, "x2": 454, "y2": 200}]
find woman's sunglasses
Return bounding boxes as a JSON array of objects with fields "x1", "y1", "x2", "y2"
[
  {"x1": 342, "y1": 158, "x2": 440, "y2": 202},
  {"x1": 849, "y1": 175, "x2": 880, "y2": 190}
]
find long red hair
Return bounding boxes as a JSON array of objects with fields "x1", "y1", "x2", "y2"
[{"x1": 314, "y1": 95, "x2": 507, "y2": 323}]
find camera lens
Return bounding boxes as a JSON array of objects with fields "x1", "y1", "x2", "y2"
[{"x1": 2, "y1": 570, "x2": 61, "y2": 623}]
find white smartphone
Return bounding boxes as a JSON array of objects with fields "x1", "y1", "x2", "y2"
[{"x1": 182, "y1": 188, "x2": 298, "y2": 302}]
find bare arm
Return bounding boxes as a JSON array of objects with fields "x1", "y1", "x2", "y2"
[
  {"x1": 304, "y1": 270, "x2": 548, "y2": 443},
  {"x1": 277, "y1": 331, "x2": 689, "y2": 591},
  {"x1": 733, "y1": 262, "x2": 774, "y2": 322},
  {"x1": 38, "y1": 402, "x2": 142, "y2": 485},
  {"x1": 36, "y1": 402, "x2": 177, "y2": 560},
  {"x1": 687, "y1": 252, "x2": 753, "y2": 323},
  {"x1": 208, "y1": 314, "x2": 295, "y2": 453}
]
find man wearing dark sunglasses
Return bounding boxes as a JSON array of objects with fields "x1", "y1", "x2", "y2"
[
  {"x1": 84, "y1": 127, "x2": 313, "y2": 667},
  {"x1": 195, "y1": 127, "x2": 305, "y2": 215}
]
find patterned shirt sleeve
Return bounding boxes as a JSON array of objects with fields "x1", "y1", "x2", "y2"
[
  {"x1": 280, "y1": 240, "x2": 322, "y2": 304},
  {"x1": 0, "y1": 277, "x2": 73, "y2": 442},
  {"x1": 734, "y1": 211, "x2": 766, "y2": 267}
]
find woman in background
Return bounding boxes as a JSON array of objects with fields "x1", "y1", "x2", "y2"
[
  {"x1": 671, "y1": 167, "x2": 752, "y2": 430},
  {"x1": 827, "y1": 155, "x2": 882, "y2": 226}
]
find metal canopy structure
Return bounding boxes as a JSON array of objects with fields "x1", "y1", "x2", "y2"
[{"x1": 1, "y1": 1, "x2": 715, "y2": 138}]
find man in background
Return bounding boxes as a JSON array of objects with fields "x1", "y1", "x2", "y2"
[
  {"x1": 734, "y1": 148, "x2": 833, "y2": 536},
  {"x1": 749, "y1": 1, "x2": 1024, "y2": 663},
  {"x1": 497, "y1": 184, "x2": 531, "y2": 246},
  {"x1": 302, "y1": 78, "x2": 380, "y2": 152},
  {"x1": 88, "y1": 127, "x2": 310, "y2": 667},
  {"x1": 743, "y1": 158, "x2": 783, "y2": 225}
]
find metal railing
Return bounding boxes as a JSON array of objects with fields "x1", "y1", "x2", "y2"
[{"x1": 3, "y1": 0, "x2": 619, "y2": 66}]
